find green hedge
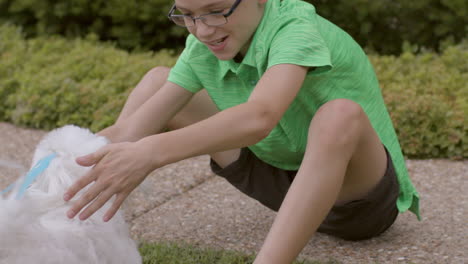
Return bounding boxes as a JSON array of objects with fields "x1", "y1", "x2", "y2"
[
  {"x1": 311, "y1": 0, "x2": 468, "y2": 55},
  {"x1": 371, "y1": 42, "x2": 467, "y2": 159},
  {"x1": 0, "y1": 24, "x2": 466, "y2": 159},
  {"x1": 0, "y1": 0, "x2": 466, "y2": 54},
  {"x1": 0, "y1": 0, "x2": 188, "y2": 51},
  {"x1": 0, "y1": 24, "x2": 177, "y2": 131}
]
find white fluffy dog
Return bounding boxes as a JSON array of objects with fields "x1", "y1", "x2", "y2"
[{"x1": 0, "y1": 125, "x2": 142, "y2": 264}]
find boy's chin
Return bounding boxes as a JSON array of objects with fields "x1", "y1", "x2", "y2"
[
  {"x1": 213, "y1": 53, "x2": 236, "y2": 61},
  {"x1": 208, "y1": 48, "x2": 240, "y2": 61}
]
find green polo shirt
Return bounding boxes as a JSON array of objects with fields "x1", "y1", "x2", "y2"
[{"x1": 168, "y1": 0, "x2": 420, "y2": 218}]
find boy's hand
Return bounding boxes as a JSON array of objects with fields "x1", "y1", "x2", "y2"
[{"x1": 63, "y1": 141, "x2": 156, "y2": 222}]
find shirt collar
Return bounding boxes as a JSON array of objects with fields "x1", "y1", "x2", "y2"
[{"x1": 218, "y1": 0, "x2": 275, "y2": 78}]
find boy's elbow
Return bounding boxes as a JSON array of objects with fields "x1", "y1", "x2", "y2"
[
  {"x1": 249, "y1": 105, "x2": 278, "y2": 142},
  {"x1": 251, "y1": 125, "x2": 270, "y2": 143}
]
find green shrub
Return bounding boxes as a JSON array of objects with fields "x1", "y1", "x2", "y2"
[
  {"x1": 0, "y1": 24, "x2": 466, "y2": 159},
  {"x1": 370, "y1": 41, "x2": 467, "y2": 159},
  {"x1": 0, "y1": 23, "x2": 177, "y2": 131},
  {"x1": 0, "y1": 0, "x2": 466, "y2": 54},
  {"x1": 0, "y1": 0, "x2": 188, "y2": 51},
  {"x1": 310, "y1": 0, "x2": 468, "y2": 54}
]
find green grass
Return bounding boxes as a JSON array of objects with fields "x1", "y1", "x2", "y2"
[{"x1": 139, "y1": 242, "x2": 341, "y2": 264}]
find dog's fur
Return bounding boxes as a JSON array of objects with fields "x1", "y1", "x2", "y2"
[{"x1": 0, "y1": 125, "x2": 142, "y2": 264}]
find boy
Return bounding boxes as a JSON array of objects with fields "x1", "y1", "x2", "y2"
[{"x1": 63, "y1": 0, "x2": 420, "y2": 263}]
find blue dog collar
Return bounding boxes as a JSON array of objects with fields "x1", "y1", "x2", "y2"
[{"x1": 0, "y1": 153, "x2": 57, "y2": 199}]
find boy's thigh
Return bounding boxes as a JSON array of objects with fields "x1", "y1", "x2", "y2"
[
  {"x1": 210, "y1": 147, "x2": 399, "y2": 241},
  {"x1": 317, "y1": 147, "x2": 399, "y2": 240},
  {"x1": 168, "y1": 89, "x2": 219, "y2": 129}
]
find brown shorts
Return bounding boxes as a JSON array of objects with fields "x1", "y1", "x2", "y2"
[{"x1": 210, "y1": 147, "x2": 400, "y2": 241}]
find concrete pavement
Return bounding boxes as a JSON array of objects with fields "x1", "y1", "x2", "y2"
[{"x1": 0, "y1": 122, "x2": 466, "y2": 263}]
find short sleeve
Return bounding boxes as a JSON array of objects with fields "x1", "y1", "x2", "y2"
[
  {"x1": 167, "y1": 35, "x2": 203, "y2": 93},
  {"x1": 267, "y1": 17, "x2": 333, "y2": 74}
]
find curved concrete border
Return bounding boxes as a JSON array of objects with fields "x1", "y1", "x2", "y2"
[{"x1": 0, "y1": 159, "x2": 26, "y2": 171}]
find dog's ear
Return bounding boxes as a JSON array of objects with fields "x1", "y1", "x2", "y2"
[
  {"x1": 31, "y1": 125, "x2": 109, "y2": 167},
  {"x1": 31, "y1": 157, "x2": 91, "y2": 195},
  {"x1": 27, "y1": 125, "x2": 108, "y2": 195}
]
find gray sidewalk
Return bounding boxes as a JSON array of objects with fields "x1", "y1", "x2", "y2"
[{"x1": 0, "y1": 122, "x2": 466, "y2": 264}]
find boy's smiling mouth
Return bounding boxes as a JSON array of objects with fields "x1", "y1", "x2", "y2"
[{"x1": 204, "y1": 36, "x2": 229, "y2": 50}]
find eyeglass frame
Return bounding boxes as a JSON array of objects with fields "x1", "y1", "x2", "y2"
[{"x1": 167, "y1": 0, "x2": 243, "y2": 27}]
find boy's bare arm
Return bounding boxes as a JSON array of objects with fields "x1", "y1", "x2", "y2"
[
  {"x1": 99, "y1": 81, "x2": 194, "y2": 143},
  {"x1": 142, "y1": 64, "x2": 308, "y2": 167},
  {"x1": 64, "y1": 64, "x2": 307, "y2": 222}
]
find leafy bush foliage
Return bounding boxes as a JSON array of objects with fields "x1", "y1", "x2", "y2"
[
  {"x1": 0, "y1": 24, "x2": 177, "y2": 131},
  {"x1": 0, "y1": 0, "x2": 466, "y2": 54},
  {"x1": 0, "y1": 24, "x2": 466, "y2": 159},
  {"x1": 370, "y1": 41, "x2": 467, "y2": 159},
  {"x1": 310, "y1": 0, "x2": 468, "y2": 54},
  {"x1": 0, "y1": 0, "x2": 188, "y2": 51}
]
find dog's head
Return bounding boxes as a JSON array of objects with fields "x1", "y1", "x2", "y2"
[
  {"x1": 0, "y1": 125, "x2": 142, "y2": 264},
  {"x1": 25, "y1": 125, "x2": 109, "y2": 197}
]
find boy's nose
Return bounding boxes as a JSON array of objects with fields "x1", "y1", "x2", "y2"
[{"x1": 193, "y1": 20, "x2": 216, "y2": 39}]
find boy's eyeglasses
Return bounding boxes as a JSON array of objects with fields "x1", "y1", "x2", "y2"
[{"x1": 167, "y1": 0, "x2": 242, "y2": 27}]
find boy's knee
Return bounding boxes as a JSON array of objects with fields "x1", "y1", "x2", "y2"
[
  {"x1": 317, "y1": 99, "x2": 364, "y2": 120},
  {"x1": 310, "y1": 99, "x2": 366, "y2": 145},
  {"x1": 146, "y1": 66, "x2": 171, "y2": 79},
  {"x1": 124, "y1": 66, "x2": 172, "y2": 113},
  {"x1": 132, "y1": 66, "x2": 171, "y2": 96}
]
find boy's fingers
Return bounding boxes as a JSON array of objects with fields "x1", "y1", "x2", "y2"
[
  {"x1": 78, "y1": 189, "x2": 115, "y2": 221},
  {"x1": 104, "y1": 193, "x2": 127, "y2": 222},
  {"x1": 66, "y1": 179, "x2": 105, "y2": 219},
  {"x1": 66, "y1": 146, "x2": 111, "y2": 201},
  {"x1": 75, "y1": 154, "x2": 95, "y2": 167},
  {"x1": 63, "y1": 169, "x2": 97, "y2": 202},
  {"x1": 76, "y1": 146, "x2": 110, "y2": 167},
  {"x1": 64, "y1": 169, "x2": 101, "y2": 216}
]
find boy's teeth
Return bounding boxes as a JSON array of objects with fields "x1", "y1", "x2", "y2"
[{"x1": 212, "y1": 37, "x2": 226, "y2": 45}]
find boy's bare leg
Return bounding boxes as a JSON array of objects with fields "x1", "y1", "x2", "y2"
[
  {"x1": 98, "y1": 67, "x2": 170, "y2": 138},
  {"x1": 116, "y1": 67, "x2": 172, "y2": 123},
  {"x1": 102, "y1": 66, "x2": 240, "y2": 168},
  {"x1": 254, "y1": 99, "x2": 388, "y2": 264}
]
